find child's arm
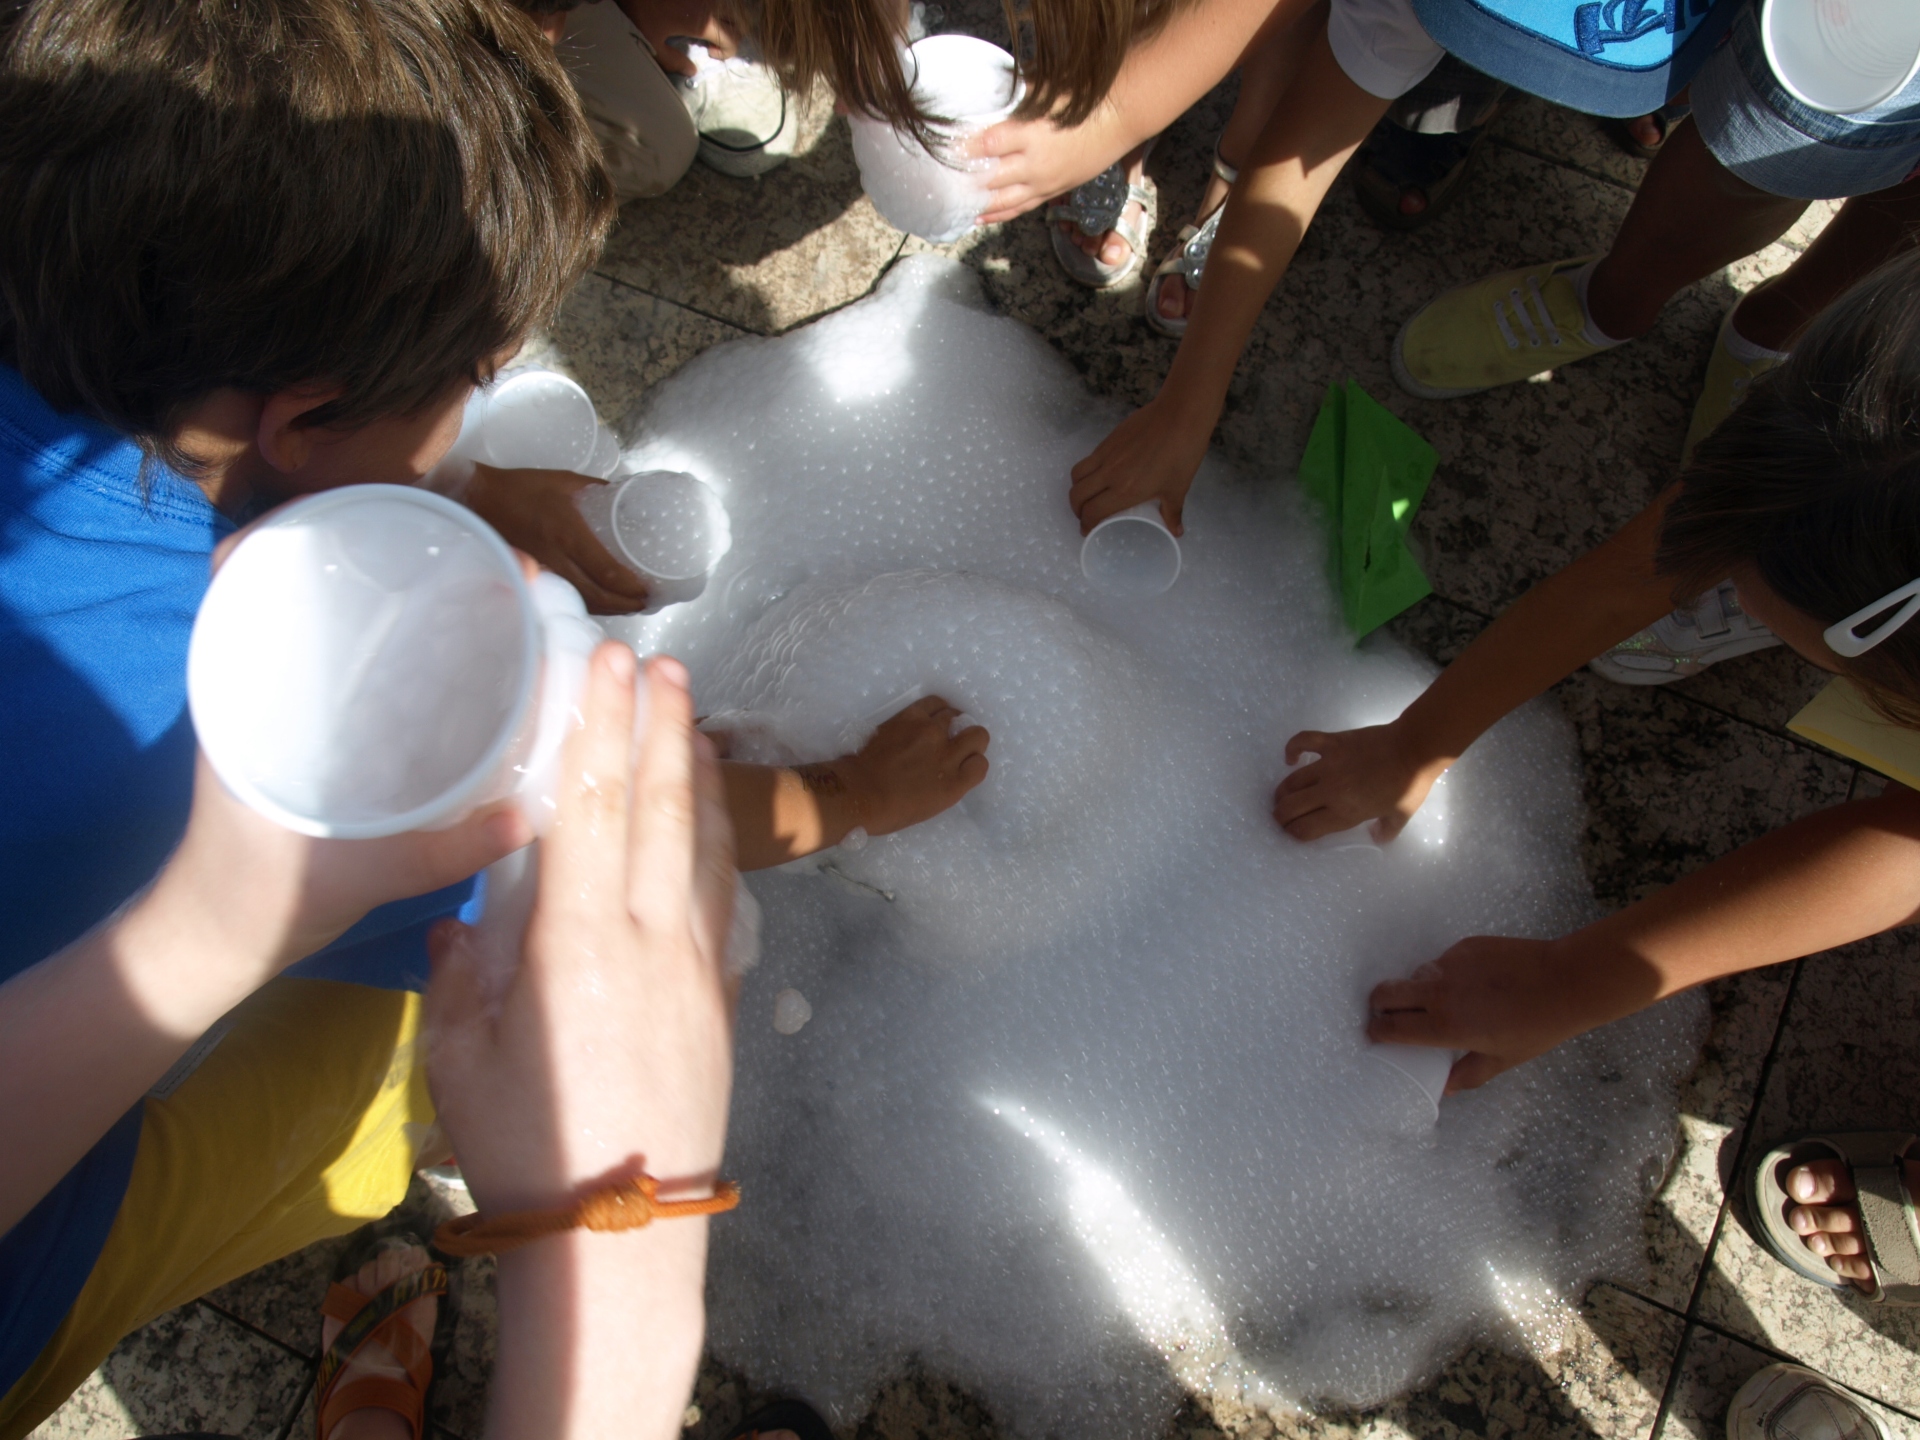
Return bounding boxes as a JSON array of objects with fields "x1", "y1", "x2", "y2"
[
  {"x1": 974, "y1": 0, "x2": 1301, "y2": 223},
  {"x1": 720, "y1": 695, "x2": 990, "y2": 870},
  {"x1": 1068, "y1": 23, "x2": 1389, "y2": 535},
  {"x1": 0, "y1": 758, "x2": 526, "y2": 1235},
  {"x1": 463, "y1": 464, "x2": 655, "y2": 615},
  {"x1": 1275, "y1": 488, "x2": 1682, "y2": 840},
  {"x1": 1368, "y1": 784, "x2": 1920, "y2": 1092}
]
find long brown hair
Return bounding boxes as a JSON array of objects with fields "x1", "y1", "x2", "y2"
[
  {"x1": 741, "y1": 0, "x2": 1201, "y2": 137},
  {"x1": 1657, "y1": 248, "x2": 1920, "y2": 726}
]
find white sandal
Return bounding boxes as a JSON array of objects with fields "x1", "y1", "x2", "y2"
[
  {"x1": 1145, "y1": 149, "x2": 1239, "y2": 339},
  {"x1": 1046, "y1": 162, "x2": 1158, "y2": 290}
]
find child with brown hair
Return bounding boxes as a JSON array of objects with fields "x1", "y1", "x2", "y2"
[
  {"x1": 0, "y1": 1, "x2": 981, "y2": 1434},
  {"x1": 1275, "y1": 251, "x2": 1920, "y2": 1310}
]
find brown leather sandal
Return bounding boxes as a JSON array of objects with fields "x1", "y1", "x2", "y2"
[{"x1": 315, "y1": 1244, "x2": 450, "y2": 1440}]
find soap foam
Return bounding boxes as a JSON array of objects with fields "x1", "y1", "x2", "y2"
[{"x1": 602, "y1": 258, "x2": 1704, "y2": 1434}]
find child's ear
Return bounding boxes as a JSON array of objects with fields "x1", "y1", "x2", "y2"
[{"x1": 255, "y1": 386, "x2": 344, "y2": 474}]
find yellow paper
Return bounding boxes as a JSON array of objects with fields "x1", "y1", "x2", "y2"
[{"x1": 1788, "y1": 678, "x2": 1920, "y2": 790}]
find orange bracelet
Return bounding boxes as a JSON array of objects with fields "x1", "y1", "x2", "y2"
[{"x1": 433, "y1": 1173, "x2": 740, "y2": 1257}]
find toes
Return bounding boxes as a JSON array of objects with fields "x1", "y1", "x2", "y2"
[
  {"x1": 1783, "y1": 1159, "x2": 1854, "y2": 1205},
  {"x1": 1791, "y1": 1203, "x2": 1861, "y2": 1237}
]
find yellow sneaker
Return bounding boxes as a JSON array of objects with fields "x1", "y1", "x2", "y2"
[
  {"x1": 1680, "y1": 306, "x2": 1786, "y2": 464},
  {"x1": 1391, "y1": 255, "x2": 1613, "y2": 399}
]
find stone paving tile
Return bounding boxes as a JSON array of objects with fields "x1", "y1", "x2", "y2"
[
  {"x1": 1171, "y1": 1284, "x2": 1681, "y2": 1440},
  {"x1": 541, "y1": 273, "x2": 745, "y2": 435},
  {"x1": 1659, "y1": 648, "x2": 1832, "y2": 745},
  {"x1": 595, "y1": 87, "x2": 907, "y2": 336},
  {"x1": 1488, "y1": 96, "x2": 1649, "y2": 191},
  {"x1": 1657, "y1": 1323, "x2": 1920, "y2": 1440},
  {"x1": 202, "y1": 1233, "x2": 354, "y2": 1359},
  {"x1": 30, "y1": 1304, "x2": 308, "y2": 1440},
  {"x1": 1693, "y1": 929, "x2": 1920, "y2": 1413}
]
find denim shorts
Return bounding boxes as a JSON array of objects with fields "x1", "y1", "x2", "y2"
[{"x1": 1693, "y1": 0, "x2": 1920, "y2": 199}]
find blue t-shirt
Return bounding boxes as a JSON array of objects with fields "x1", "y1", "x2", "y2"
[{"x1": 0, "y1": 365, "x2": 478, "y2": 1398}]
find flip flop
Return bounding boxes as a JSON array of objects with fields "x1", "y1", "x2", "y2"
[
  {"x1": 728, "y1": 1397, "x2": 836, "y2": 1440},
  {"x1": 1046, "y1": 162, "x2": 1158, "y2": 290},
  {"x1": 316, "y1": 1230, "x2": 460, "y2": 1439},
  {"x1": 1749, "y1": 1131, "x2": 1920, "y2": 1304}
]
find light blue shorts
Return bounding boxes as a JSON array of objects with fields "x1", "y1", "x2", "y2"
[{"x1": 1693, "y1": 0, "x2": 1920, "y2": 200}]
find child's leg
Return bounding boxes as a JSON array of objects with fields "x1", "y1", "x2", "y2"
[
  {"x1": 1060, "y1": 1, "x2": 1320, "y2": 274},
  {"x1": 0, "y1": 978, "x2": 434, "y2": 1440},
  {"x1": 1583, "y1": 117, "x2": 1807, "y2": 342},
  {"x1": 1729, "y1": 175, "x2": 1920, "y2": 353},
  {"x1": 1150, "y1": 0, "x2": 1325, "y2": 318},
  {"x1": 1070, "y1": 22, "x2": 1389, "y2": 533}
]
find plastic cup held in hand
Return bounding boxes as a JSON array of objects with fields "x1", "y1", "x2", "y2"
[
  {"x1": 1761, "y1": 0, "x2": 1920, "y2": 114},
  {"x1": 453, "y1": 368, "x2": 602, "y2": 473},
  {"x1": 188, "y1": 485, "x2": 601, "y2": 839},
  {"x1": 1367, "y1": 1043, "x2": 1465, "y2": 1123},
  {"x1": 574, "y1": 469, "x2": 733, "y2": 611},
  {"x1": 1080, "y1": 501, "x2": 1181, "y2": 597},
  {"x1": 848, "y1": 35, "x2": 1023, "y2": 243}
]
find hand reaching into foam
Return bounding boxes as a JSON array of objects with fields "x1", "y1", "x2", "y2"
[
  {"x1": 1274, "y1": 724, "x2": 1450, "y2": 843},
  {"x1": 1366, "y1": 936, "x2": 1646, "y2": 1094},
  {"x1": 833, "y1": 694, "x2": 991, "y2": 838},
  {"x1": 464, "y1": 463, "x2": 654, "y2": 615},
  {"x1": 717, "y1": 696, "x2": 990, "y2": 870},
  {"x1": 1069, "y1": 393, "x2": 1211, "y2": 536}
]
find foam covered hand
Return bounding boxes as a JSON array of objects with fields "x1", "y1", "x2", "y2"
[
  {"x1": 425, "y1": 647, "x2": 738, "y2": 1214},
  {"x1": 825, "y1": 694, "x2": 991, "y2": 838},
  {"x1": 465, "y1": 463, "x2": 654, "y2": 615},
  {"x1": 1274, "y1": 724, "x2": 1448, "y2": 842},
  {"x1": 1069, "y1": 394, "x2": 1211, "y2": 536},
  {"x1": 1367, "y1": 936, "x2": 1647, "y2": 1093}
]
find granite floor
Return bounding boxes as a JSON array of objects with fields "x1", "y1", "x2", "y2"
[{"x1": 31, "y1": 29, "x2": 1920, "y2": 1440}]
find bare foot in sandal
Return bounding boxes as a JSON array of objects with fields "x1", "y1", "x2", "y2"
[
  {"x1": 319, "y1": 1242, "x2": 442, "y2": 1440},
  {"x1": 1055, "y1": 149, "x2": 1151, "y2": 272},
  {"x1": 1151, "y1": 150, "x2": 1238, "y2": 327},
  {"x1": 1783, "y1": 1154, "x2": 1920, "y2": 1292}
]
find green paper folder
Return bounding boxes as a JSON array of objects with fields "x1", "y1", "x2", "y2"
[{"x1": 1298, "y1": 381, "x2": 1437, "y2": 639}]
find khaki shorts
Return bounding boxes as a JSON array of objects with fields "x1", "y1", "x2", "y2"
[{"x1": 558, "y1": 2, "x2": 699, "y2": 200}]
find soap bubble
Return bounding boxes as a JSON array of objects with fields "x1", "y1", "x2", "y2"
[{"x1": 603, "y1": 258, "x2": 1704, "y2": 1435}]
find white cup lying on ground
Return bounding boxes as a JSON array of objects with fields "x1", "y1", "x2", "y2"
[
  {"x1": 574, "y1": 469, "x2": 733, "y2": 611},
  {"x1": 1760, "y1": 0, "x2": 1920, "y2": 114},
  {"x1": 848, "y1": 35, "x2": 1023, "y2": 244},
  {"x1": 1080, "y1": 501, "x2": 1182, "y2": 597},
  {"x1": 188, "y1": 485, "x2": 601, "y2": 839}
]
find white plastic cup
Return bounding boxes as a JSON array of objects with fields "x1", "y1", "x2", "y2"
[
  {"x1": 454, "y1": 368, "x2": 602, "y2": 473},
  {"x1": 1080, "y1": 501, "x2": 1182, "y2": 597},
  {"x1": 1761, "y1": 0, "x2": 1920, "y2": 114},
  {"x1": 188, "y1": 485, "x2": 601, "y2": 839},
  {"x1": 574, "y1": 470, "x2": 733, "y2": 611},
  {"x1": 1367, "y1": 1043, "x2": 1465, "y2": 1123},
  {"x1": 847, "y1": 35, "x2": 1023, "y2": 243}
]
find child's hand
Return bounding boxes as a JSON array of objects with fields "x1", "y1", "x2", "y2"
[
  {"x1": 426, "y1": 647, "x2": 738, "y2": 1214},
  {"x1": 157, "y1": 753, "x2": 530, "y2": 991},
  {"x1": 1068, "y1": 393, "x2": 1213, "y2": 536},
  {"x1": 826, "y1": 695, "x2": 990, "y2": 838},
  {"x1": 464, "y1": 464, "x2": 654, "y2": 615},
  {"x1": 971, "y1": 112, "x2": 1129, "y2": 224},
  {"x1": 1367, "y1": 934, "x2": 1650, "y2": 1094},
  {"x1": 1274, "y1": 725, "x2": 1450, "y2": 842}
]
